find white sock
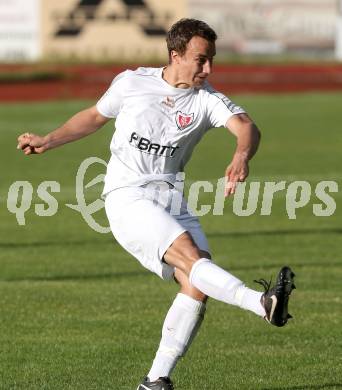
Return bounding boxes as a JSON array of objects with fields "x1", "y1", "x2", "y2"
[
  {"x1": 189, "y1": 258, "x2": 265, "y2": 317},
  {"x1": 147, "y1": 293, "x2": 206, "y2": 381},
  {"x1": 235, "y1": 285, "x2": 265, "y2": 317}
]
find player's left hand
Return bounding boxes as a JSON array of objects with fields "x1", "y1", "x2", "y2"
[{"x1": 224, "y1": 153, "x2": 249, "y2": 197}]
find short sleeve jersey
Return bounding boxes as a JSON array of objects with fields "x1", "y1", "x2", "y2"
[{"x1": 96, "y1": 67, "x2": 245, "y2": 195}]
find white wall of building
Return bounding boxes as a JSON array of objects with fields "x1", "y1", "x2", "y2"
[{"x1": 0, "y1": 0, "x2": 40, "y2": 61}]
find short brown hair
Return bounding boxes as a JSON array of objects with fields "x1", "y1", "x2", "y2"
[{"x1": 166, "y1": 18, "x2": 217, "y2": 61}]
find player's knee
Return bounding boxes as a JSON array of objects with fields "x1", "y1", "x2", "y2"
[
  {"x1": 183, "y1": 287, "x2": 207, "y2": 302},
  {"x1": 178, "y1": 282, "x2": 207, "y2": 302},
  {"x1": 181, "y1": 257, "x2": 198, "y2": 276},
  {"x1": 174, "y1": 268, "x2": 207, "y2": 301},
  {"x1": 164, "y1": 232, "x2": 204, "y2": 275},
  {"x1": 178, "y1": 252, "x2": 211, "y2": 277}
]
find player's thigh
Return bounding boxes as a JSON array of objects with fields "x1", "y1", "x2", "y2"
[
  {"x1": 175, "y1": 196, "x2": 211, "y2": 256},
  {"x1": 164, "y1": 201, "x2": 211, "y2": 273},
  {"x1": 105, "y1": 187, "x2": 186, "y2": 279}
]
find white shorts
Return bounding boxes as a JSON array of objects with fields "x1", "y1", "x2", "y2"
[{"x1": 104, "y1": 182, "x2": 210, "y2": 280}]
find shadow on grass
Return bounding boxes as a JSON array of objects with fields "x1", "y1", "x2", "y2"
[
  {"x1": 0, "y1": 239, "x2": 117, "y2": 249},
  {"x1": 263, "y1": 384, "x2": 342, "y2": 389},
  {"x1": 226, "y1": 260, "x2": 342, "y2": 272},
  {"x1": 0, "y1": 270, "x2": 149, "y2": 283},
  {"x1": 1, "y1": 227, "x2": 342, "y2": 250},
  {"x1": 207, "y1": 227, "x2": 342, "y2": 239},
  {"x1": 1, "y1": 227, "x2": 341, "y2": 282},
  {"x1": 1, "y1": 227, "x2": 341, "y2": 250}
]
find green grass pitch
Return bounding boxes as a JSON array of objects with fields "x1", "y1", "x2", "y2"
[{"x1": 0, "y1": 93, "x2": 341, "y2": 389}]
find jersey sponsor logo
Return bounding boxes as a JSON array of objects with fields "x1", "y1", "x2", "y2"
[
  {"x1": 129, "y1": 132, "x2": 179, "y2": 157},
  {"x1": 175, "y1": 111, "x2": 194, "y2": 130}
]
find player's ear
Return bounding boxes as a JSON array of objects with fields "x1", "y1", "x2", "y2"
[{"x1": 170, "y1": 50, "x2": 181, "y2": 65}]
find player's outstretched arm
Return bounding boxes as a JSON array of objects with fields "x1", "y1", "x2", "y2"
[
  {"x1": 17, "y1": 105, "x2": 110, "y2": 155},
  {"x1": 224, "y1": 113, "x2": 261, "y2": 196}
]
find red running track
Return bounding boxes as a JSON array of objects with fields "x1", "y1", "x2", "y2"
[{"x1": 1, "y1": 63, "x2": 342, "y2": 102}]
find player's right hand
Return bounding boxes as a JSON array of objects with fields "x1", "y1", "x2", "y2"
[{"x1": 17, "y1": 132, "x2": 47, "y2": 155}]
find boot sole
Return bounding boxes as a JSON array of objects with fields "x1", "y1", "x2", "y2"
[{"x1": 273, "y1": 266, "x2": 295, "y2": 327}]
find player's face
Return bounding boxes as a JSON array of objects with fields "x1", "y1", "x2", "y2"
[{"x1": 176, "y1": 36, "x2": 216, "y2": 88}]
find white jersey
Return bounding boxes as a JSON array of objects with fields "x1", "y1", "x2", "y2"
[{"x1": 96, "y1": 67, "x2": 245, "y2": 196}]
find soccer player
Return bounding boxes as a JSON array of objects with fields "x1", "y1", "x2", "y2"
[{"x1": 17, "y1": 19, "x2": 295, "y2": 390}]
